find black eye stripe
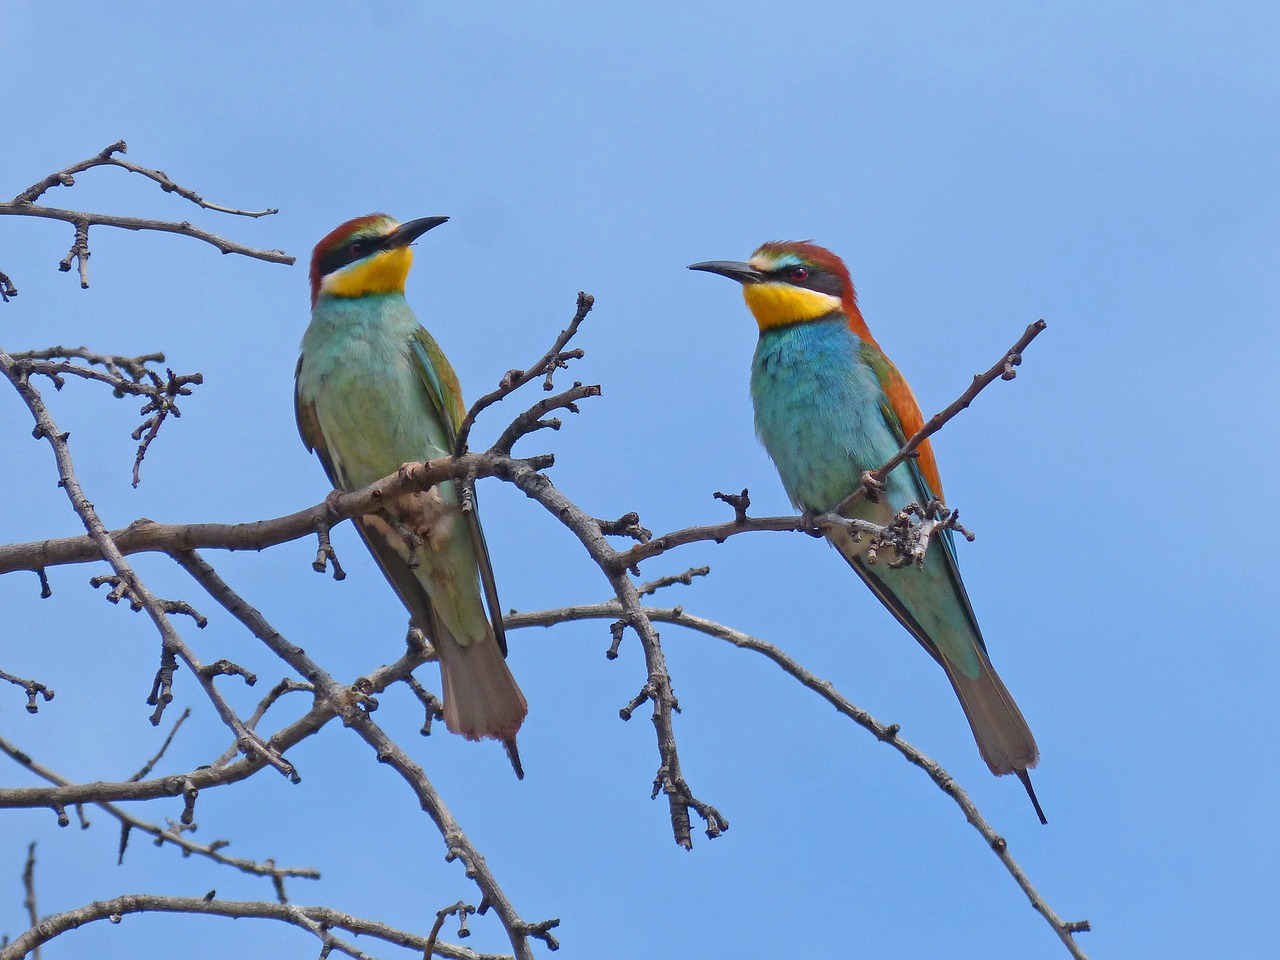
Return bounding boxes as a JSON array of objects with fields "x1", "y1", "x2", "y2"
[
  {"x1": 318, "y1": 236, "x2": 383, "y2": 278},
  {"x1": 770, "y1": 265, "x2": 843, "y2": 297}
]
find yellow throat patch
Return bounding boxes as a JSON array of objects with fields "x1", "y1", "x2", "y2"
[
  {"x1": 321, "y1": 246, "x2": 413, "y2": 299},
  {"x1": 742, "y1": 282, "x2": 842, "y2": 331}
]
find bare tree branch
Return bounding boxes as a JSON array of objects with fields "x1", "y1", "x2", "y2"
[
  {"x1": 0, "y1": 630, "x2": 433, "y2": 813},
  {"x1": 20, "y1": 844, "x2": 40, "y2": 960},
  {"x1": 0, "y1": 204, "x2": 295, "y2": 273},
  {"x1": 505, "y1": 601, "x2": 1091, "y2": 959},
  {"x1": 0, "y1": 452, "x2": 557, "y2": 577},
  {"x1": 172, "y1": 550, "x2": 557, "y2": 959},
  {"x1": 0, "y1": 669, "x2": 54, "y2": 714},
  {"x1": 453, "y1": 291, "x2": 594, "y2": 455},
  {"x1": 0, "y1": 140, "x2": 292, "y2": 297},
  {"x1": 0, "y1": 350, "x2": 294, "y2": 778},
  {"x1": 211, "y1": 679, "x2": 314, "y2": 767},
  {"x1": 5, "y1": 347, "x2": 204, "y2": 485},
  {"x1": 0, "y1": 734, "x2": 318, "y2": 890},
  {"x1": 636, "y1": 566, "x2": 709, "y2": 597},
  {"x1": 496, "y1": 455, "x2": 728, "y2": 845},
  {"x1": 12, "y1": 140, "x2": 278, "y2": 217},
  {"x1": 0, "y1": 894, "x2": 496, "y2": 960},
  {"x1": 127, "y1": 708, "x2": 191, "y2": 782}
]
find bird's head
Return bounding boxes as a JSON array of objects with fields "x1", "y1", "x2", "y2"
[
  {"x1": 689, "y1": 241, "x2": 872, "y2": 341},
  {"x1": 309, "y1": 213, "x2": 448, "y2": 307}
]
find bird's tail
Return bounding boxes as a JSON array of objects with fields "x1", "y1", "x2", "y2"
[
  {"x1": 940, "y1": 654, "x2": 1045, "y2": 822},
  {"x1": 828, "y1": 517, "x2": 1045, "y2": 821},
  {"x1": 433, "y1": 622, "x2": 529, "y2": 778}
]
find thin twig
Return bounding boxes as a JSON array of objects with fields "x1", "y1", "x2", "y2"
[
  {"x1": 0, "y1": 669, "x2": 54, "y2": 714},
  {"x1": 7, "y1": 349, "x2": 203, "y2": 486},
  {"x1": 490, "y1": 381, "x2": 601, "y2": 455},
  {"x1": 212, "y1": 679, "x2": 314, "y2": 767},
  {"x1": 10, "y1": 346, "x2": 166, "y2": 381},
  {"x1": 453, "y1": 292, "x2": 594, "y2": 455},
  {"x1": 20, "y1": 843, "x2": 40, "y2": 960},
  {"x1": 833, "y1": 319, "x2": 1048, "y2": 516},
  {"x1": 488, "y1": 456, "x2": 725, "y2": 846},
  {"x1": 12, "y1": 141, "x2": 277, "y2": 216},
  {"x1": 636, "y1": 566, "x2": 710, "y2": 597},
  {"x1": 0, "y1": 734, "x2": 319, "y2": 889},
  {"x1": 127, "y1": 708, "x2": 191, "y2": 781}
]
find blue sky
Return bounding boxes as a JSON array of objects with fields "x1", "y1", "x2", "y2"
[{"x1": 2, "y1": 2, "x2": 1278, "y2": 957}]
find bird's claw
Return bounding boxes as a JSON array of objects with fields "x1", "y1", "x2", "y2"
[
  {"x1": 798, "y1": 510, "x2": 824, "y2": 537},
  {"x1": 860, "y1": 470, "x2": 886, "y2": 503}
]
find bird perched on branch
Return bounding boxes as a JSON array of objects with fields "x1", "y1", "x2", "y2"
[
  {"x1": 690, "y1": 242, "x2": 1043, "y2": 822},
  {"x1": 296, "y1": 213, "x2": 527, "y2": 776}
]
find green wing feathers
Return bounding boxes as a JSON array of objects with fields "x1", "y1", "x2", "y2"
[
  {"x1": 837, "y1": 348, "x2": 1040, "y2": 780},
  {"x1": 295, "y1": 326, "x2": 526, "y2": 757},
  {"x1": 409, "y1": 329, "x2": 509, "y2": 655}
]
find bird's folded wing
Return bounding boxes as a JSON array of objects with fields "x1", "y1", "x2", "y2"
[{"x1": 409, "y1": 329, "x2": 510, "y2": 657}]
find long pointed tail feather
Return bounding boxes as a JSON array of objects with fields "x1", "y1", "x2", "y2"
[
  {"x1": 503, "y1": 738, "x2": 525, "y2": 781},
  {"x1": 1017, "y1": 770, "x2": 1048, "y2": 825}
]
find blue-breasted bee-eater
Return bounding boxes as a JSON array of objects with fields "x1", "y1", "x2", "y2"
[
  {"x1": 690, "y1": 241, "x2": 1043, "y2": 821},
  {"x1": 296, "y1": 214, "x2": 527, "y2": 774}
]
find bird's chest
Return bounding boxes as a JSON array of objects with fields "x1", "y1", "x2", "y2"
[
  {"x1": 300, "y1": 313, "x2": 448, "y2": 490},
  {"x1": 750, "y1": 323, "x2": 894, "y2": 512}
]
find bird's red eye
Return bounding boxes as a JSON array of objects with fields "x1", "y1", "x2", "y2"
[{"x1": 790, "y1": 266, "x2": 809, "y2": 281}]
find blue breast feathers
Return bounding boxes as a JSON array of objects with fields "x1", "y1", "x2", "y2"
[{"x1": 750, "y1": 318, "x2": 904, "y2": 513}]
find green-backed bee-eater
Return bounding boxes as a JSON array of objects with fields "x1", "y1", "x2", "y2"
[
  {"x1": 296, "y1": 214, "x2": 527, "y2": 775},
  {"x1": 690, "y1": 242, "x2": 1044, "y2": 821}
]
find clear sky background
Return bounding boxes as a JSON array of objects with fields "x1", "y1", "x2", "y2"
[{"x1": 2, "y1": 3, "x2": 1278, "y2": 958}]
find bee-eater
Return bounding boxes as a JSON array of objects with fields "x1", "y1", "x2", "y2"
[
  {"x1": 690, "y1": 242, "x2": 1044, "y2": 822},
  {"x1": 296, "y1": 214, "x2": 527, "y2": 775}
]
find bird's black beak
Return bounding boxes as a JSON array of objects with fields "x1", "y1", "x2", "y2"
[
  {"x1": 687, "y1": 260, "x2": 765, "y2": 285},
  {"x1": 384, "y1": 216, "x2": 449, "y2": 250}
]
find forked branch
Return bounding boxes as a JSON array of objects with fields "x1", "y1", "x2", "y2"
[{"x1": 0, "y1": 140, "x2": 292, "y2": 297}]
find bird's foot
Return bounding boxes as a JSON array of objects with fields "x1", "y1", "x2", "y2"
[
  {"x1": 798, "y1": 509, "x2": 824, "y2": 538},
  {"x1": 312, "y1": 496, "x2": 347, "y2": 580},
  {"x1": 860, "y1": 470, "x2": 886, "y2": 503}
]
